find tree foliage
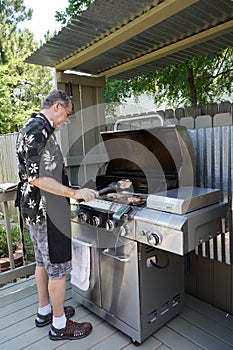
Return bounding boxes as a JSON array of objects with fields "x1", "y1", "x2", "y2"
[
  {"x1": 55, "y1": 0, "x2": 93, "y2": 24},
  {"x1": 0, "y1": 0, "x2": 53, "y2": 134},
  {"x1": 122, "y1": 48, "x2": 233, "y2": 109},
  {"x1": 55, "y1": 0, "x2": 233, "y2": 110},
  {"x1": 0, "y1": 0, "x2": 32, "y2": 64}
]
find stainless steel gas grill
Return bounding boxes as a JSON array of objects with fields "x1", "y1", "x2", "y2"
[{"x1": 71, "y1": 125, "x2": 228, "y2": 344}]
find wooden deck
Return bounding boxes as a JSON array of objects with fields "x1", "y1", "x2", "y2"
[{"x1": 0, "y1": 276, "x2": 233, "y2": 350}]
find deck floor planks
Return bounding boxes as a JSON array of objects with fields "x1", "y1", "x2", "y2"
[
  {"x1": 185, "y1": 294, "x2": 233, "y2": 329},
  {"x1": 168, "y1": 316, "x2": 233, "y2": 350},
  {"x1": 0, "y1": 277, "x2": 233, "y2": 350},
  {"x1": 87, "y1": 331, "x2": 135, "y2": 350},
  {"x1": 153, "y1": 325, "x2": 204, "y2": 350},
  {"x1": 181, "y1": 306, "x2": 233, "y2": 346}
]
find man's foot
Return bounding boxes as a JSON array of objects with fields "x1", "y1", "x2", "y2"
[
  {"x1": 35, "y1": 306, "x2": 75, "y2": 327},
  {"x1": 49, "y1": 319, "x2": 92, "y2": 340}
]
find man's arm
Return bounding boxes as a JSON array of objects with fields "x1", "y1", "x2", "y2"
[{"x1": 30, "y1": 177, "x2": 98, "y2": 202}]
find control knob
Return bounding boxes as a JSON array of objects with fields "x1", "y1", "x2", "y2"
[
  {"x1": 147, "y1": 232, "x2": 162, "y2": 246},
  {"x1": 105, "y1": 219, "x2": 116, "y2": 231},
  {"x1": 90, "y1": 215, "x2": 100, "y2": 227},
  {"x1": 78, "y1": 212, "x2": 87, "y2": 223}
]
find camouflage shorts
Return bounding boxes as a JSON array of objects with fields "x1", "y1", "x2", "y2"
[{"x1": 29, "y1": 222, "x2": 72, "y2": 280}]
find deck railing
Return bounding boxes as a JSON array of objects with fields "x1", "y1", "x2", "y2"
[{"x1": 0, "y1": 187, "x2": 36, "y2": 285}]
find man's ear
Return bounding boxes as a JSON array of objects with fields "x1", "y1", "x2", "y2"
[{"x1": 54, "y1": 101, "x2": 61, "y2": 112}]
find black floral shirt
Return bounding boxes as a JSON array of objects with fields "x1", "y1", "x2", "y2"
[{"x1": 16, "y1": 113, "x2": 68, "y2": 225}]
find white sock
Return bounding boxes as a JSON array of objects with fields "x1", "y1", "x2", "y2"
[
  {"x1": 38, "y1": 303, "x2": 52, "y2": 316},
  {"x1": 52, "y1": 313, "x2": 67, "y2": 330}
]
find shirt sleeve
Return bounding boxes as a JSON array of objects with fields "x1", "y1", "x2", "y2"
[{"x1": 24, "y1": 124, "x2": 57, "y2": 182}]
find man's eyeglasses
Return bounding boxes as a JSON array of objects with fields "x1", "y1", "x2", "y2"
[{"x1": 61, "y1": 105, "x2": 74, "y2": 117}]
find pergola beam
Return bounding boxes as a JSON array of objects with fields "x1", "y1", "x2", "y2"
[
  {"x1": 55, "y1": 0, "x2": 198, "y2": 71},
  {"x1": 99, "y1": 19, "x2": 233, "y2": 78}
]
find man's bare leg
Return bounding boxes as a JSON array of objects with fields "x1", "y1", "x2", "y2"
[
  {"x1": 48, "y1": 275, "x2": 66, "y2": 317},
  {"x1": 35, "y1": 265, "x2": 49, "y2": 308}
]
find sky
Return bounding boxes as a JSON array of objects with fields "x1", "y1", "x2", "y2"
[{"x1": 21, "y1": 0, "x2": 69, "y2": 42}]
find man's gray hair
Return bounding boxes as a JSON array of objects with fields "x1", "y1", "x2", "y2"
[{"x1": 41, "y1": 90, "x2": 73, "y2": 109}]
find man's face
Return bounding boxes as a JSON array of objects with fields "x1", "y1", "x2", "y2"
[{"x1": 54, "y1": 101, "x2": 73, "y2": 130}]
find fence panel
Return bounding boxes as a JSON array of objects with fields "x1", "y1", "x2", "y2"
[
  {"x1": 0, "y1": 133, "x2": 18, "y2": 184},
  {"x1": 189, "y1": 127, "x2": 232, "y2": 264}
]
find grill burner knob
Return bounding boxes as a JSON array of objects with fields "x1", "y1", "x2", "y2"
[
  {"x1": 78, "y1": 212, "x2": 87, "y2": 223},
  {"x1": 105, "y1": 219, "x2": 116, "y2": 231},
  {"x1": 147, "y1": 232, "x2": 162, "y2": 246},
  {"x1": 90, "y1": 216, "x2": 100, "y2": 227}
]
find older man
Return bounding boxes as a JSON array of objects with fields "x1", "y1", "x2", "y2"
[{"x1": 16, "y1": 90, "x2": 98, "y2": 340}]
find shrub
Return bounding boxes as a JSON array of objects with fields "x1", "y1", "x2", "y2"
[{"x1": 0, "y1": 224, "x2": 34, "y2": 258}]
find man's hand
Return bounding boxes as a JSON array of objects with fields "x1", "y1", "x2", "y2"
[{"x1": 74, "y1": 188, "x2": 98, "y2": 202}]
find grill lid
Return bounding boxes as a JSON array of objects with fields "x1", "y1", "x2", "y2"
[
  {"x1": 99, "y1": 126, "x2": 195, "y2": 193},
  {"x1": 147, "y1": 187, "x2": 221, "y2": 214}
]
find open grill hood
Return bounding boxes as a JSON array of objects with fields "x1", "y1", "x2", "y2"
[{"x1": 98, "y1": 126, "x2": 196, "y2": 193}]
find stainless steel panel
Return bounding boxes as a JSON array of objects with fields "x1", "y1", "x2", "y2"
[
  {"x1": 100, "y1": 240, "x2": 141, "y2": 331},
  {"x1": 127, "y1": 202, "x2": 228, "y2": 255},
  {"x1": 147, "y1": 187, "x2": 221, "y2": 214},
  {"x1": 138, "y1": 245, "x2": 184, "y2": 341},
  {"x1": 71, "y1": 222, "x2": 102, "y2": 307}
]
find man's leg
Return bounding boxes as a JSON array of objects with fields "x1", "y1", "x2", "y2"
[
  {"x1": 48, "y1": 275, "x2": 67, "y2": 317},
  {"x1": 35, "y1": 265, "x2": 49, "y2": 308}
]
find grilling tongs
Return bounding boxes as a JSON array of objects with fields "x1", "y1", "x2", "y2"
[{"x1": 98, "y1": 179, "x2": 133, "y2": 195}]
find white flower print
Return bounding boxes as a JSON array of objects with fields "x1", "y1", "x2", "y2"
[
  {"x1": 43, "y1": 150, "x2": 56, "y2": 171},
  {"x1": 22, "y1": 182, "x2": 33, "y2": 196},
  {"x1": 39, "y1": 197, "x2": 47, "y2": 217},
  {"x1": 24, "y1": 134, "x2": 35, "y2": 152},
  {"x1": 28, "y1": 199, "x2": 36, "y2": 209},
  {"x1": 36, "y1": 216, "x2": 41, "y2": 224},
  {"x1": 42, "y1": 129, "x2": 48, "y2": 138},
  {"x1": 28, "y1": 175, "x2": 36, "y2": 182},
  {"x1": 25, "y1": 217, "x2": 31, "y2": 225},
  {"x1": 21, "y1": 173, "x2": 28, "y2": 180},
  {"x1": 16, "y1": 135, "x2": 24, "y2": 153},
  {"x1": 29, "y1": 163, "x2": 39, "y2": 174}
]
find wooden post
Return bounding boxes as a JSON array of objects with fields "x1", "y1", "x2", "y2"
[{"x1": 0, "y1": 190, "x2": 17, "y2": 270}]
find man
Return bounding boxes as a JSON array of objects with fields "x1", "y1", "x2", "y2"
[{"x1": 16, "y1": 89, "x2": 98, "y2": 340}]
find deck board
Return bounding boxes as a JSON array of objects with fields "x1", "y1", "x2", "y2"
[
  {"x1": 168, "y1": 316, "x2": 233, "y2": 350},
  {"x1": 154, "y1": 325, "x2": 204, "y2": 350},
  {"x1": 0, "y1": 276, "x2": 233, "y2": 350}
]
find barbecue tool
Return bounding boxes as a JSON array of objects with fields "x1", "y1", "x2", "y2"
[{"x1": 98, "y1": 179, "x2": 133, "y2": 195}]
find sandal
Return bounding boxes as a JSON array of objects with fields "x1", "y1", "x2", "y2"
[
  {"x1": 35, "y1": 305, "x2": 75, "y2": 327},
  {"x1": 49, "y1": 319, "x2": 92, "y2": 340}
]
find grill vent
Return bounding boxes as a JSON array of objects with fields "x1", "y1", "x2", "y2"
[
  {"x1": 148, "y1": 309, "x2": 157, "y2": 323},
  {"x1": 160, "y1": 301, "x2": 170, "y2": 315},
  {"x1": 172, "y1": 293, "x2": 181, "y2": 307}
]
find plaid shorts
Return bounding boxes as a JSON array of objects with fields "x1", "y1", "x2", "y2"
[{"x1": 29, "y1": 222, "x2": 72, "y2": 280}]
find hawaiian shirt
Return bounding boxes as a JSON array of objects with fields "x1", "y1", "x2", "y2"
[{"x1": 16, "y1": 113, "x2": 68, "y2": 225}]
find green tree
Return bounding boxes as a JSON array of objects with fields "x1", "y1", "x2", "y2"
[
  {"x1": 55, "y1": 0, "x2": 233, "y2": 110},
  {"x1": 0, "y1": 0, "x2": 32, "y2": 64},
  {"x1": 55, "y1": 0, "x2": 93, "y2": 24},
  {"x1": 127, "y1": 48, "x2": 233, "y2": 108},
  {"x1": 0, "y1": 0, "x2": 53, "y2": 134}
]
